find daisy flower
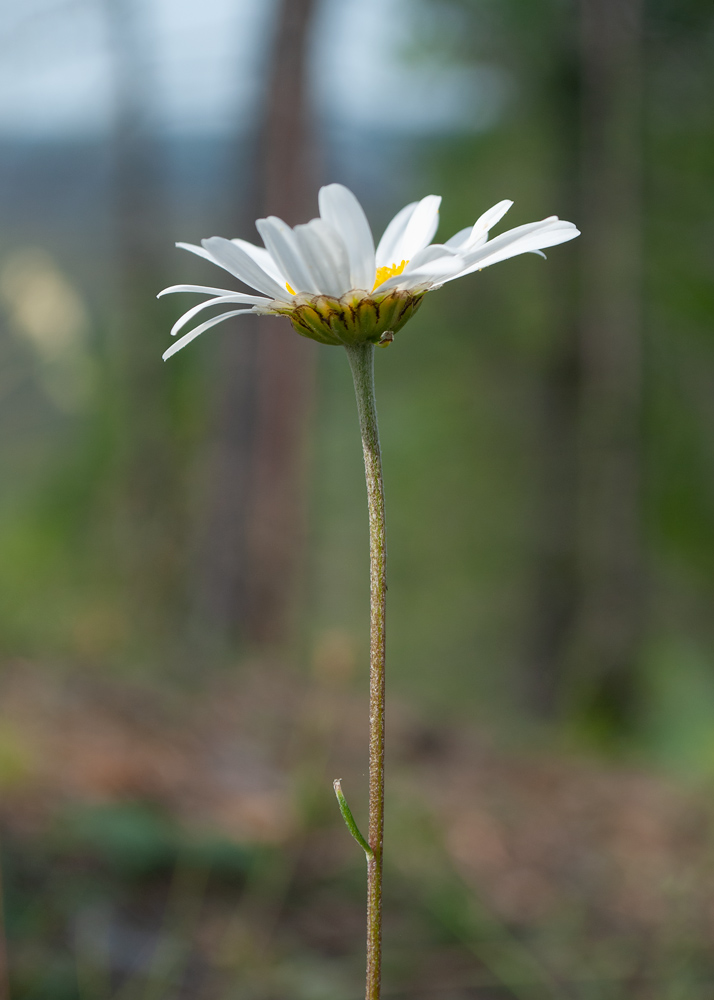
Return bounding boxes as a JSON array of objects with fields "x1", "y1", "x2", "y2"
[{"x1": 159, "y1": 184, "x2": 579, "y2": 360}]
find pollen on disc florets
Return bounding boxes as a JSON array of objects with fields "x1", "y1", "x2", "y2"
[
  {"x1": 373, "y1": 259, "x2": 408, "y2": 291},
  {"x1": 286, "y1": 260, "x2": 408, "y2": 299},
  {"x1": 266, "y1": 287, "x2": 425, "y2": 348}
]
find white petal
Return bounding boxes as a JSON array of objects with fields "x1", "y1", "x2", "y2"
[
  {"x1": 176, "y1": 241, "x2": 214, "y2": 262},
  {"x1": 375, "y1": 201, "x2": 417, "y2": 268},
  {"x1": 444, "y1": 200, "x2": 514, "y2": 250},
  {"x1": 170, "y1": 293, "x2": 268, "y2": 337},
  {"x1": 474, "y1": 198, "x2": 513, "y2": 230},
  {"x1": 231, "y1": 238, "x2": 286, "y2": 284},
  {"x1": 443, "y1": 226, "x2": 473, "y2": 250},
  {"x1": 404, "y1": 243, "x2": 459, "y2": 271},
  {"x1": 376, "y1": 195, "x2": 442, "y2": 268},
  {"x1": 256, "y1": 216, "x2": 320, "y2": 294},
  {"x1": 471, "y1": 200, "x2": 514, "y2": 243},
  {"x1": 158, "y1": 283, "x2": 269, "y2": 299},
  {"x1": 447, "y1": 219, "x2": 580, "y2": 280},
  {"x1": 318, "y1": 183, "x2": 375, "y2": 291},
  {"x1": 201, "y1": 237, "x2": 287, "y2": 300},
  {"x1": 373, "y1": 272, "x2": 435, "y2": 294},
  {"x1": 375, "y1": 247, "x2": 463, "y2": 293},
  {"x1": 293, "y1": 218, "x2": 352, "y2": 297},
  {"x1": 394, "y1": 195, "x2": 442, "y2": 262},
  {"x1": 162, "y1": 309, "x2": 255, "y2": 361}
]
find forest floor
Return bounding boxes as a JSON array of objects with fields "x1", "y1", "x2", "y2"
[{"x1": 1, "y1": 659, "x2": 713, "y2": 1000}]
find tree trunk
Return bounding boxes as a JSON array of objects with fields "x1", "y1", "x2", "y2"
[
  {"x1": 105, "y1": 0, "x2": 177, "y2": 630},
  {"x1": 193, "y1": 0, "x2": 319, "y2": 648},
  {"x1": 526, "y1": 324, "x2": 581, "y2": 718},
  {"x1": 244, "y1": 0, "x2": 319, "y2": 644},
  {"x1": 574, "y1": 0, "x2": 645, "y2": 733},
  {"x1": 522, "y1": 27, "x2": 581, "y2": 719}
]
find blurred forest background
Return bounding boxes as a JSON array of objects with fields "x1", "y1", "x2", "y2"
[{"x1": 1, "y1": 0, "x2": 714, "y2": 996}]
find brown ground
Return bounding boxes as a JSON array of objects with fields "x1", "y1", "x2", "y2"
[{"x1": 1, "y1": 660, "x2": 713, "y2": 999}]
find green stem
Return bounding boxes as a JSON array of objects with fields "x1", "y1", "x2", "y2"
[{"x1": 344, "y1": 342, "x2": 386, "y2": 1000}]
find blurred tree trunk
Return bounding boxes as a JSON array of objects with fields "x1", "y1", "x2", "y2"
[
  {"x1": 245, "y1": 0, "x2": 318, "y2": 644},
  {"x1": 522, "y1": 33, "x2": 582, "y2": 718},
  {"x1": 574, "y1": 0, "x2": 645, "y2": 732},
  {"x1": 105, "y1": 0, "x2": 177, "y2": 630},
  {"x1": 526, "y1": 311, "x2": 581, "y2": 717},
  {"x1": 524, "y1": 2, "x2": 645, "y2": 729},
  {"x1": 193, "y1": 0, "x2": 318, "y2": 648}
]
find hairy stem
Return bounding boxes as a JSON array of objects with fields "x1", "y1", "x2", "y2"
[{"x1": 345, "y1": 342, "x2": 386, "y2": 1000}]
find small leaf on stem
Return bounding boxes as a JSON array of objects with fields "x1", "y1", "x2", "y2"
[{"x1": 333, "y1": 779, "x2": 374, "y2": 859}]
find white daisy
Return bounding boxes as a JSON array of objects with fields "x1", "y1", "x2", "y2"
[{"x1": 159, "y1": 184, "x2": 579, "y2": 359}]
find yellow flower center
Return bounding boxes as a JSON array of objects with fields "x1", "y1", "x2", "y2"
[
  {"x1": 373, "y1": 260, "x2": 408, "y2": 291},
  {"x1": 284, "y1": 259, "x2": 409, "y2": 297}
]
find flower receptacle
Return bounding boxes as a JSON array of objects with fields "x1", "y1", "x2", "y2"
[{"x1": 268, "y1": 289, "x2": 425, "y2": 347}]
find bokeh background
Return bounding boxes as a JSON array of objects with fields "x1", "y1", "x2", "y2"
[{"x1": 1, "y1": 0, "x2": 713, "y2": 996}]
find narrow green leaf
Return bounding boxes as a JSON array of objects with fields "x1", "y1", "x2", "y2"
[{"x1": 333, "y1": 779, "x2": 373, "y2": 859}]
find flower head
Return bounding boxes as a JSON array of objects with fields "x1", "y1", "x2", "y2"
[{"x1": 159, "y1": 184, "x2": 579, "y2": 359}]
